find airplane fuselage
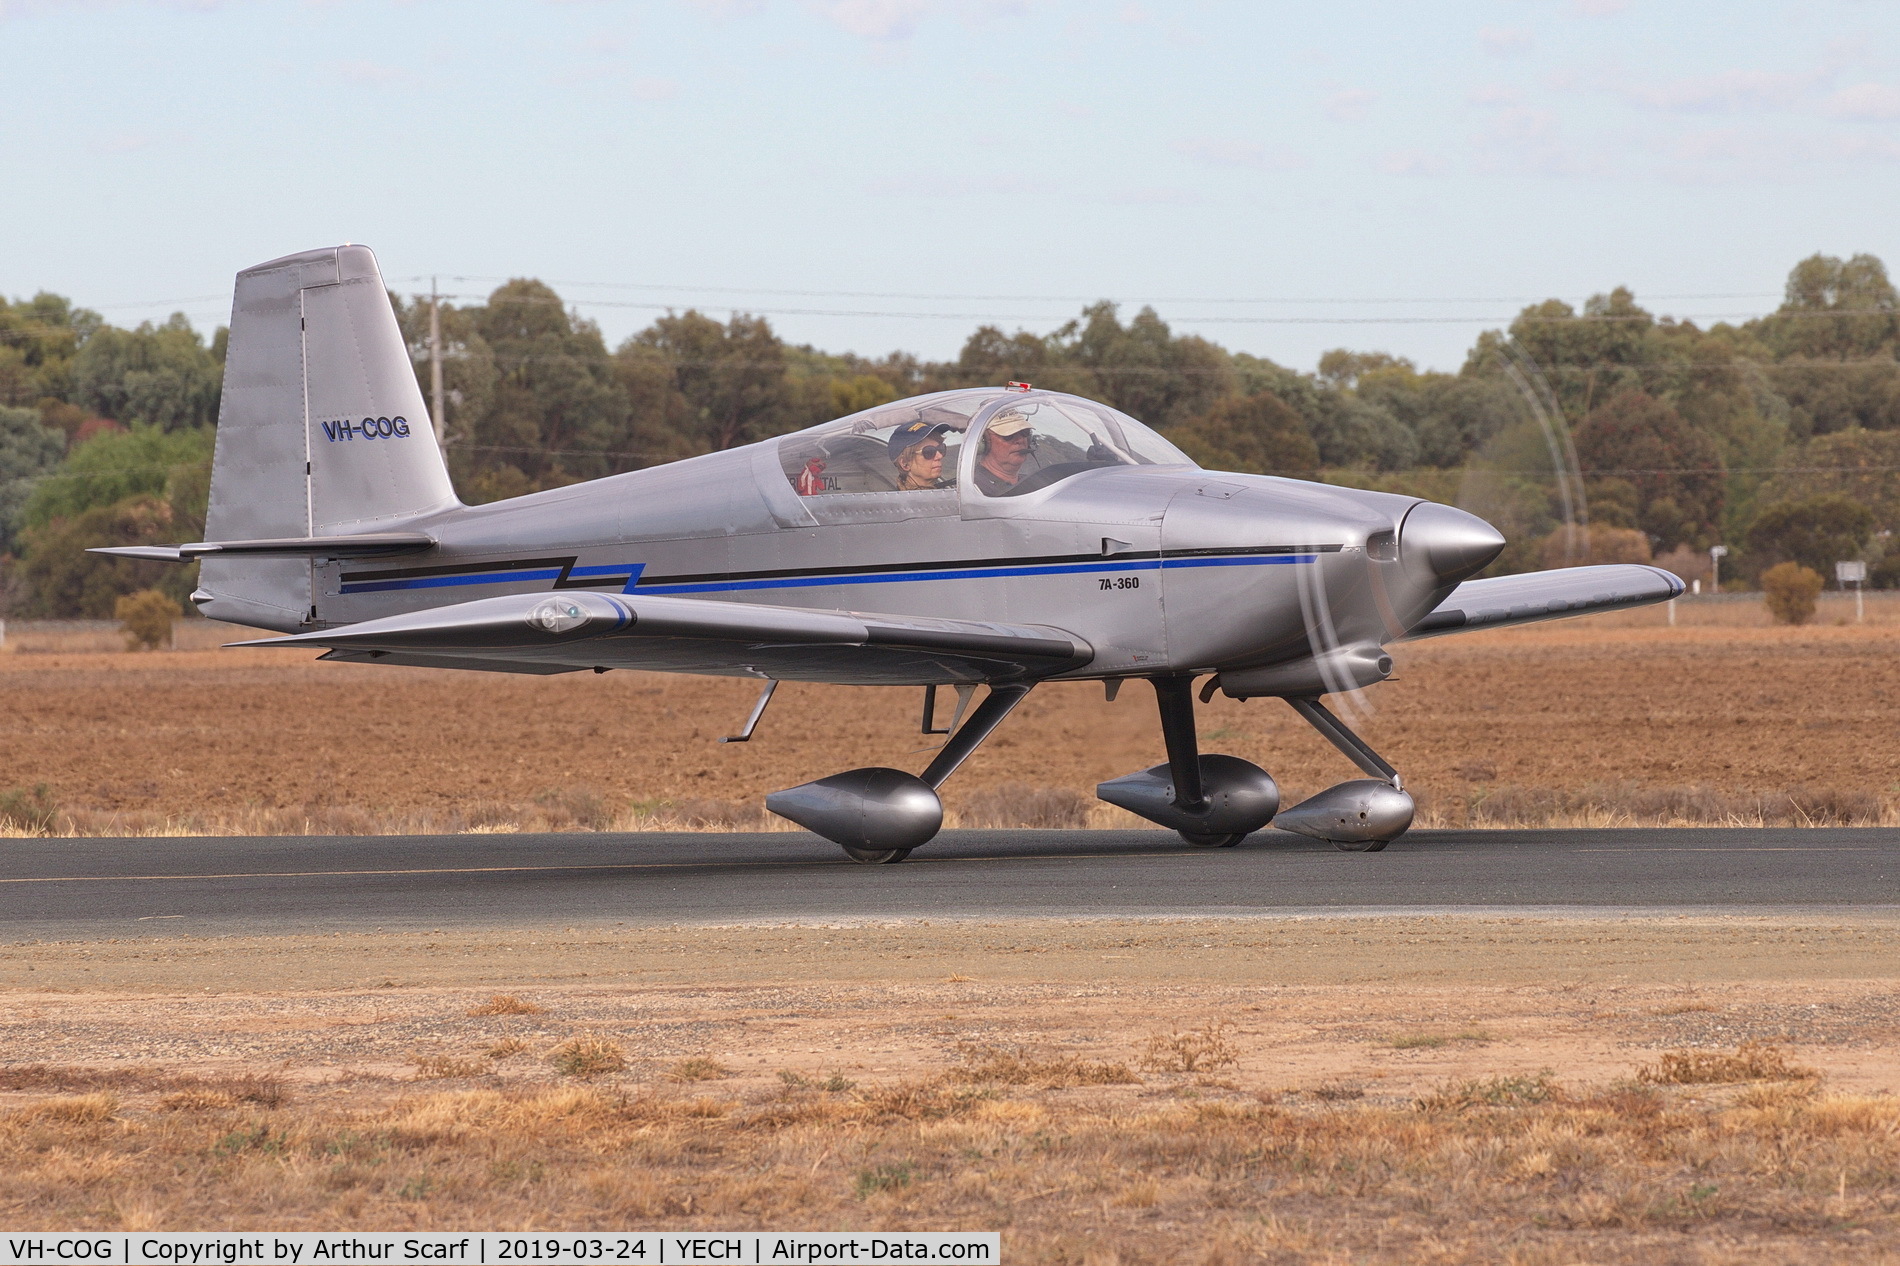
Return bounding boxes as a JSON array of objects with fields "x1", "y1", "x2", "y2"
[{"x1": 306, "y1": 437, "x2": 1446, "y2": 684}]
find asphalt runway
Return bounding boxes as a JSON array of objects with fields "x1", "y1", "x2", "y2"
[{"x1": 0, "y1": 827, "x2": 1896, "y2": 940}]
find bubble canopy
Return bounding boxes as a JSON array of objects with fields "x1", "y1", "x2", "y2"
[{"x1": 775, "y1": 387, "x2": 1196, "y2": 500}]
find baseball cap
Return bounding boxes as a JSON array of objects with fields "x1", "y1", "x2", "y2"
[
  {"x1": 987, "y1": 410, "x2": 1033, "y2": 437},
  {"x1": 887, "y1": 420, "x2": 952, "y2": 460}
]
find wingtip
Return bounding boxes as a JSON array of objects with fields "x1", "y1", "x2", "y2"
[{"x1": 1649, "y1": 566, "x2": 1687, "y2": 598}]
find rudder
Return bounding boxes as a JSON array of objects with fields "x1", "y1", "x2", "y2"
[{"x1": 198, "y1": 245, "x2": 458, "y2": 629}]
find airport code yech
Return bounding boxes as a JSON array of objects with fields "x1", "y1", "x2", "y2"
[{"x1": 0, "y1": 1236, "x2": 998, "y2": 1266}]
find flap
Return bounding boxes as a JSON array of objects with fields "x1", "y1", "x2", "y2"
[{"x1": 232, "y1": 589, "x2": 1091, "y2": 683}]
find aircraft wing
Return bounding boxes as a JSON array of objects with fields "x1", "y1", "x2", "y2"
[
  {"x1": 1402, "y1": 564, "x2": 1684, "y2": 640},
  {"x1": 233, "y1": 589, "x2": 1090, "y2": 685}
]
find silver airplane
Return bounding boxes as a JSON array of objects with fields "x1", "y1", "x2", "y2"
[{"x1": 103, "y1": 245, "x2": 1684, "y2": 861}]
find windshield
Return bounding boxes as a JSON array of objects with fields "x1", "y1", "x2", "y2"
[
  {"x1": 970, "y1": 394, "x2": 1194, "y2": 497},
  {"x1": 777, "y1": 390, "x2": 995, "y2": 496}
]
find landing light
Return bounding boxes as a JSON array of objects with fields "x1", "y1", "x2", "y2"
[{"x1": 529, "y1": 599, "x2": 589, "y2": 634}]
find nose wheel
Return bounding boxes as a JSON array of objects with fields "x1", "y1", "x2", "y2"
[
  {"x1": 1178, "y1": 830, "x2": 1246, "y2": 848},
  {"x1": 841, "y1": 845, "x2": 913, "y2": 864}
]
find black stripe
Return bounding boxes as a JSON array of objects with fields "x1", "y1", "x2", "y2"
[
  {"x1": 632, "y1": 544, "x2": 1342, "y2": 588},
  {"x1": 342, "y1": 556, "x2": 575, "y2": 583}
]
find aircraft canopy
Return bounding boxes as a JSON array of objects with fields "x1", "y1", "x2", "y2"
[{"x1": 775, "y1": 387, "x2": 1194, "y2": 499}]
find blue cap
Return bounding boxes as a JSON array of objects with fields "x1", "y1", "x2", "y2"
[{"x1": 887, "y1": 420, "x2": 952, "y2": 460}]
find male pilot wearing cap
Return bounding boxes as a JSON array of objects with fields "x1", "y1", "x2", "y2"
[
  {"x1": 888, "y1": 420, "x2": 953, "y2": 491},
  {"x1": 974, "y1": 410, "x2": 1034, "y2": 496}
]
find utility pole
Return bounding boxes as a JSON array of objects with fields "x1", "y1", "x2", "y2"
[{"x1": 429, "y1": 276, "x2": 446, "y2": 453}]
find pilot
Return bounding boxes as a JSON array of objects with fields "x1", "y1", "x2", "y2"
[
  {"x1": 888, "y1": 420, "x2": 953, "y2": 490},
  {"x1": 974, "y1": 410, "x2": 1035, "y2": 496}
]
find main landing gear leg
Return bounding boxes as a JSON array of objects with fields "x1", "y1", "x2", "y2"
[
  {"x1": 1274, "y1": 697, "x2": 1415, "y2": 851},
  {"x1": 765, "y1": 683, "x2": 1035, "y2": 864},
  {"x1": 1095, "y1": 675, "x2": 1280, "y2": 847},
  {"x1": 920, "y1": 684, "x2": 1033, "y2": 789}
]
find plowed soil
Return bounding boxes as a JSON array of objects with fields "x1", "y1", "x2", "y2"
[{"x1": 0, "y1": 622, "x2": 1896, "y2": 828}]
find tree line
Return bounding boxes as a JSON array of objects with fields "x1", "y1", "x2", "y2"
[{"x1": 3, "y1": 252, "x2": 1897, "y2": 618}]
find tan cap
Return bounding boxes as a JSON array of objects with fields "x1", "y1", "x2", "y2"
[{"x1": 988, "y1": 411, "x2": 1033, "y2": 437}]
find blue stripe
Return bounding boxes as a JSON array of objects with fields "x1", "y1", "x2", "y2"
[
  {"x1": 341, "y1": 553, "x2": 1315, "y2": 597},
  {"x1": 1162, "y1": 554, "x2": 1317, "y2": 570}
]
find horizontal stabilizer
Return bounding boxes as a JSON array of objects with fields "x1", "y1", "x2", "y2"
[
  {"x1": 90, "y1": 533, "x2": 434, "y2": 563},
  {"x1": 1404, "y1": 564, "x2": 1684, "y2": 640},
  {"x1": 89, "y1": 545, "x2": 187, "y2": 562},
  {"x1": 233, "y1": 589, "x2": 1089, "y2": 682}
]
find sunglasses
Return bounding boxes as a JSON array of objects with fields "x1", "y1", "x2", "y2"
[{"x1": 917, "y1": 444, "x2": 946, "y2": 459}]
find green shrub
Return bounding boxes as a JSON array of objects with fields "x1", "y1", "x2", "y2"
[
  {"x1": 115, "y1": 587, "x2": 181, "y2": 650},
  {"x1": 1762, "y1": 561, "x2": 1824, "y2": 625},
  {"x1": 0, "y1": 784, "x2": 58, "y2": 834}
]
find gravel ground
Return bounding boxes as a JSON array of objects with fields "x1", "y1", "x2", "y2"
[{"x1": 3, "y1": 915, "x2": 1898, "y2": 1103}]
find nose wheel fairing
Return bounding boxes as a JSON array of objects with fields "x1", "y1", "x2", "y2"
[{"x1": 1272, "y1": 697, "x2": 1416, "y2": 848}]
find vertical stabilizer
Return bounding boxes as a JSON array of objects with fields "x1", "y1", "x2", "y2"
[{"x1": 198, "y1": 245, "x2": 459, "y2": 630}]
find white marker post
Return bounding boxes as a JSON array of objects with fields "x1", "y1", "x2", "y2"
[
  {"x1": 1709, "y1": 544, "x2": 1728, "y2": 593},
  {"x1": 1837, "y1": 560, "x2": 1867, "y2": 623}
]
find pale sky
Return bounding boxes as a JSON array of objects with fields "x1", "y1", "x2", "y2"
[{"x1": 4, "y1": 0, "x2": 1899, "y2": 372}]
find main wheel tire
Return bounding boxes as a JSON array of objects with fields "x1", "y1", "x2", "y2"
[
  {"x1": 1179, "y1": 830, "x2": 1247, "y2": 848},
  {"x1": 1331, "y1": 839, "x2": 1389, "y2": 853},
  {"x1": 841, "y1": 845, "x2": 913, "y2": 864}
]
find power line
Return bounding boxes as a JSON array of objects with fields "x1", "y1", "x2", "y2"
[
  {"x1": 395, "y1": 275, "x2": 1784, "y2": 306},
  {"x1": 416, "y1": 288, "x2": 1892, "y2": 328}
]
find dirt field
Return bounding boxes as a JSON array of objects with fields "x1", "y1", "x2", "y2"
[
  {"x1": 0, "y1": 618, "x2": 1896, "y2": 834},
  {"x1": 2, "y1": 916, "x2": 1898, "y2": 1259}
]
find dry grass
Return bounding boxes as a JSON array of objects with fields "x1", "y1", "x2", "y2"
[
  {"x1": 1434, "y1": 782, "x2": 1889, "y2": 829},
  {"x1": 467, "y1": 994, "x2": 544, "y2": 1017},
  {"x1": 944, "y1": 1043, "x2": 1140, "y2": 1087},
  {"x1": 954, "y1": 781, "x2": 1093, "y2": 830},
  {"x1": 548, "y1": 1036, "x2": 626, "y2": 1078},
  {"x1": 1639, "y1": 1041, "x2": 1821, "y2": 1086},
  {"x1": 1417, "y1": 1073, "x2": 1569, "y2": 1112},
  {"x1": 664, "y1": 1057, "x2": 730, "y2": 1083},
  {"x1": 1389, "y1": 1028, "x2": 1495, "y2": 1049},
  {"x1": 412, "y1": 1056, "x2": 490, "y2": 1080},
  {"x1": 1138, "y1": 1023, "x2": 1240, "y2": 1074},
  {"x1": 0, "y1": 1065, "x2": 286, "y2": 1106},
  {"x1": 3, "y1": 1057, "x2": 1897, "y2": 1259},
  {"x1": 12, "y1": 1092, "x2": 118, "y2": 1123}
]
